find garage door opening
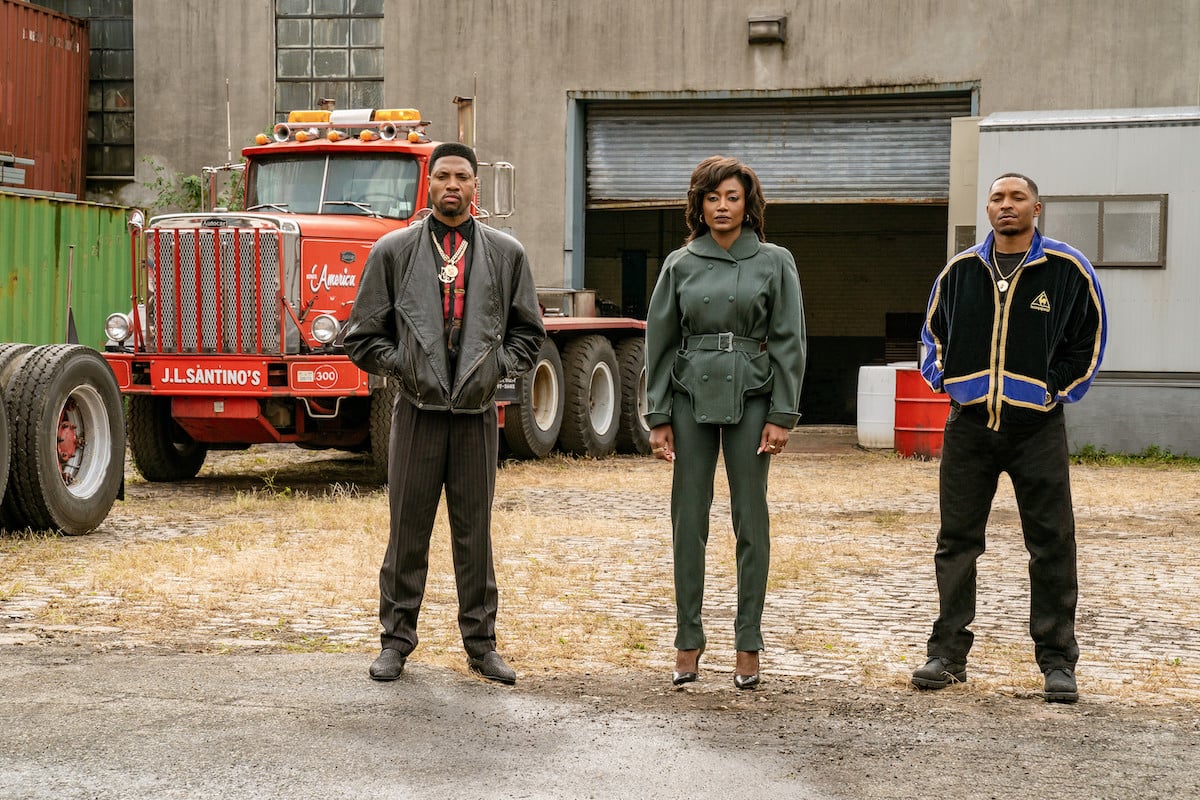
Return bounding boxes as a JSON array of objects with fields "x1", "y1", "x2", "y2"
[{"x1": 583, "y1": 203, "x2": 949, "y2": 424}]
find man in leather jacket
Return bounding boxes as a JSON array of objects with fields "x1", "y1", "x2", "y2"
[{"x1": 344, "y1": 142, "x2": 544, "y2": 685}]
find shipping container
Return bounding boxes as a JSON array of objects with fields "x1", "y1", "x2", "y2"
[
  {"x1": 0, "y1": 190, "x2": 131, "y2": 348},
  {"x1": 0, "y1": 0, "x2": 89, "y2": 197}
]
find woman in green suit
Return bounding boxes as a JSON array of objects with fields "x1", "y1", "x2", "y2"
[{"x1": 645, "y1": 156, "x2": 806, "y2": 690}]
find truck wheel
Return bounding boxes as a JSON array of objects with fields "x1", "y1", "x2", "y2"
[
  {"x1": 503, "y1": 339, "x2": 564, "y2": 458},
  {"x1": 615, "y1": 337, "x2": 651, "y2": 455},
  {"x1": 128, "y1": 395, "x2": 207, "y2": 481},
  {"x1": 1, "y1": 345, "x2": 125, "y2": 535},
  {"x1": 558, "y1": 335, "x2": 620, "y2": 458},
  {"x1": 0, "y1": 389, "x2": 8, "y2": 514},
  {"x1": 366, "y1": 379, "x2": 397, "y2": 486},
  {"x1": 0, "y1": 343, "x2": 36, "y2": 531}
]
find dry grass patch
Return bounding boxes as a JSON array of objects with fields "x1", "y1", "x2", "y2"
[{"x1": 3, "y1": 446, "x2": 1200, "y2": 704}]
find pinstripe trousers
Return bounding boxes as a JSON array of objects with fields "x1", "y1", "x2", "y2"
[{"x1": 379, "y1": 397, "x2": 500, "y2": 658}]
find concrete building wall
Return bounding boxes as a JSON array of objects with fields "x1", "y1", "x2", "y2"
[
  {"x1": 75, "y1": 0, "x2": 1200, "y2": 440},
  {"x1": 96, "y1": 1, "x2": 275, "y2": 208},
  {"x1": 96, "y1": 1, "x2": 1200, "y2": 282},
  {"x1": 378, "y1": 0, "x2": 1200, "y2": 283}
]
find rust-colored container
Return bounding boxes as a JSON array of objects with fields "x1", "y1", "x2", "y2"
[
  {"x1": 894, "y1": 367, "x2": 951, "y2": 459},
  {"x1": 0, "y1": 0, "x2": 89, "y2": 197}
]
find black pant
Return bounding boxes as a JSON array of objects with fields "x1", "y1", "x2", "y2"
[
  {"x1": 379, "y1": 398, "x2": 499, "y2": 658},
  {"x1": 926, "y1": 407, "x2": 1079, "y2": 672}
]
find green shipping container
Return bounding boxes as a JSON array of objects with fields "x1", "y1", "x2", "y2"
[{"x1": 0, "y1": 191, "x2": 133, "y2": 349}]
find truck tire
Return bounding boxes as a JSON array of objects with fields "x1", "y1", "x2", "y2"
[
  {"x1": 366, "y1": 379, "x2": 397, "y2": 486},
  {"x1": 614, "y1": 337, "x2": 651, "y2": 455},
  {"x1": 1, "y1": 345, "x2": 125, "y2": 535},
  {"x1": 0, "y1": 389, "x2": 8, "y2": 514},
  {"x1": 128, "y1": 395, "x2": 207, "y2": 482},
  {"x1": 0, "y1": 343, "x2": 36, "y2": 531},
  {"x1": 503, "y1": 339, "x2": 564, "y2": 458},
  {"x1": 558, "y1": 335, "x2": 620, "y2": 458}
]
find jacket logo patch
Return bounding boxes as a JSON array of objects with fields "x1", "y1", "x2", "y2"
[{"x1": 1030, "y1": 291, "x2": 1051, "y2": 313}]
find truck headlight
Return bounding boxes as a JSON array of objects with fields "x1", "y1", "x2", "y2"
[
  {"x1": 311, "y1": 314, "x2": 340, "y2": 344},
  {"x1": 105, "y1": 312, "x2": 134, "y2": 343}
]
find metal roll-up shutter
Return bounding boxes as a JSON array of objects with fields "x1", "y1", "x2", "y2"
[{"x1": 586, "y1": 94, "x2": 973, "y2": 207}]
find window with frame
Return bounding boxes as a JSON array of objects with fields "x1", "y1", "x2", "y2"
[
  {"x1": 275, "y1": 0, "x2": 384, "y2": 123},
  {"x1": 1039, "y1": 194, "x2": 1168, "y2": 268},
  {"x1": 29, "y1": 0, "x2": 134, "y2": 179}
]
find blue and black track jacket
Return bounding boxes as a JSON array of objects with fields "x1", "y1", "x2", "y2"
[{"x1": 920, "y1": 229, "x2": 1107, "y2": 431}]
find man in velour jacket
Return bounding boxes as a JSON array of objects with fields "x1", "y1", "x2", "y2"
[
  {"x1": 344, "y1": 141, "x2": 544, "y2": 685},
  {"x1": 911, "y1": 173, "x2": 1107, "y2": 703}
]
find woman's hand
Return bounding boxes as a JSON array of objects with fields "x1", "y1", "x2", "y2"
[
  {"x1": 649, "y1": 423, "x2": 675, "y2": 462},
  {"x1": 757, "y1": 422, "x2": 789, "y2": 455}
]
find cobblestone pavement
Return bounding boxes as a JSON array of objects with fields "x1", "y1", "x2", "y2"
[{"x1": 2, "y1": 428, "x2": 1199, "y2": 706}]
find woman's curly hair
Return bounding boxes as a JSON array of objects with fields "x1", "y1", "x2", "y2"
[{"x1": 684, "y1": 155, "x2": 766, "y2": 243}]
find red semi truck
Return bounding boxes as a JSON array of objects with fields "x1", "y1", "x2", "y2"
[{"x1": 102, "y1": 103, "x2": 648, "y2": 483}]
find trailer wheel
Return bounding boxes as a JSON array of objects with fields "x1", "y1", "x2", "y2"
[
  {"x1": 615, "y1": 337, "x2": 651, "y2": 455},
  {"x1": 0, "y1": 343, "x2": 36, "y2": 531},
  {"x1": 128, "y1": 395, "x2": 207, "y2": 481},
  {"x1": 366, "y1": 379, "x2": 397, "y2": 486},
  {"x1": 1, "y1": 345, "x2": 124, "y2": 535},
  {"x1": 558, "y1": 335, "x2": 620, "y2": 458},
  {"x1": 0, "y1": 389, "x2": 8, "y2": 514},
  {"x1": 503, "y1": 339, "x2": 564, "y2": 458}
]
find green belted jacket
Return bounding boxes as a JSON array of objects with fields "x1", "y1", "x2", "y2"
[{"x1": 644, "y1": 229, "x2": 806, "y2": 429}]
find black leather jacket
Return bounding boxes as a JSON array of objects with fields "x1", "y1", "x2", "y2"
[{"x1": 344, "y1": 218, "x2": 545, "y2": 413}]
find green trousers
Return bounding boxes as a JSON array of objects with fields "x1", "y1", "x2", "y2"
[{"x1": 670, "y1": 392, "x2": 772, "y2": 652}]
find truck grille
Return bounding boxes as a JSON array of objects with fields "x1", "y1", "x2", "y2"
[{"x1": 147, "y1": 227, "x2": 284, "y2": 354}]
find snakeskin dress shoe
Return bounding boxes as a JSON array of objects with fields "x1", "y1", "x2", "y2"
[
  {"x1": 468, "y1": 651, "x2": 517, "y2": 685},
  {"x1": 369, "y1": 648, "x2": 406, "y2": 681}
]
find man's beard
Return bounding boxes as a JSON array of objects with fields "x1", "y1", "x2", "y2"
[{"x1": 434, "y1": 195, "x2": 465, "y2": 218}]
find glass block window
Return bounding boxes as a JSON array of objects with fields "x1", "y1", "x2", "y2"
[
  {"x1": 275, "y1": 0, "x2": 384, "y2": 122},
  {"x1": 1040, "y1": 195, "x2": 1168, "y2": 268},
  {"x1": 29, "y1": 0, "x2": 135, "y2": 178}
]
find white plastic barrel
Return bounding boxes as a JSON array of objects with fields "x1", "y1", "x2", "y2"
[{"x1": 856, "y1": 362, "x2": 917, "y2": 449}]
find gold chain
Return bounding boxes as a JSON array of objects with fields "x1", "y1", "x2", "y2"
[
  {"x1": 990, "y1": 244, "x2": 1031, "y2": 292},
  {"x1": 432, "y1": 231, "x2": 468, "y2": 284}
]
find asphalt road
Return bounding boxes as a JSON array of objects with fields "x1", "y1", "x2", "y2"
[
  {"x1": 1, "y1": 647, "x2": 821, "y2": 800},
  {"x1": 4, "y1": 645, "x2": 1199, "y2": 800}
]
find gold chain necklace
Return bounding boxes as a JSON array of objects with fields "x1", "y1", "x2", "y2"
[
  {"x1": 431, "y1": 231, "x2": 468, "y2": 284},
  {"x1": 990, "y1": 244, "x2": 1031, "y2": 293}
]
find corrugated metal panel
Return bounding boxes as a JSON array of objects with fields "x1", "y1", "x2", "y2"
[
  {"x1": 0, "y1": 191, "x2": 131, "y2": 348},
  {"x1": 586, "y1": 94, "x2": 973, "y2": 207},
  {"x1": 0, "y1": 0, "x2": 89, "y2": 197}
]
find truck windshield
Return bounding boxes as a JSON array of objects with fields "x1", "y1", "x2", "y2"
[{"x1": 246, "y1": 154, "x2": 420, "y2": 220}]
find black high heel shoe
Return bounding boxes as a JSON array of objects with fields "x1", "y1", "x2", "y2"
[
  {"x1": 733, "y1": 673, "x2": 760, "y2": 690},
  {"x1": 672, "y1": 648, "x2": 704, "y2": 686},
  {"x1": 733, "y1": 650, "x2": 760, "y2": 690}
]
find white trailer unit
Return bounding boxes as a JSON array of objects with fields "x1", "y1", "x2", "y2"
[{"x1": 969, "y1": 107, "x2": 1200, "y2": 456}]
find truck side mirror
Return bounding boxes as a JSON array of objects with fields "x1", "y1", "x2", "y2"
[{"x1": 489, "y1": 161, "x2": 515, "y2": 219}]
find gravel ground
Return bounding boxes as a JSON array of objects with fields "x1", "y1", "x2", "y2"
[{"x1": 2, "y1": 431, "x2": 1199, "y2": 798}]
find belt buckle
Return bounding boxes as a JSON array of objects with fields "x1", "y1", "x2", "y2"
[{"x1": 717, "y1": 331, "x2": 734, "y2": 352}]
